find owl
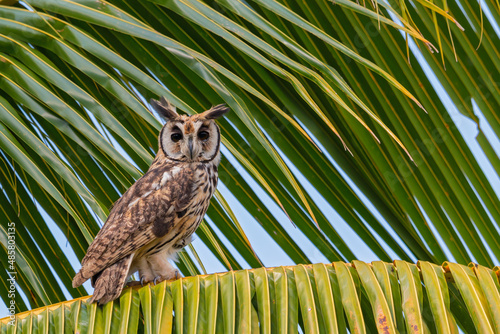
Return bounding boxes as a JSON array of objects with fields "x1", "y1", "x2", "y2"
[{"x1": 72, "y1": 97, "x2": 228, "y2": 304}]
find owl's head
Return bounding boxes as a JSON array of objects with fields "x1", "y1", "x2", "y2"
[{"x1": 151, "y1": 97, "x2": 229, "y2": 163}]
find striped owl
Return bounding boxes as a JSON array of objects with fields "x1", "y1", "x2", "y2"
[{"x1": 72, "y1": 97, "x2": 228, "y2": 304}]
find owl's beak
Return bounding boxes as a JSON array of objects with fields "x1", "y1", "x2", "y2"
[{"x1": 188, "y1": 137, "x2": 194, "y2": 160}]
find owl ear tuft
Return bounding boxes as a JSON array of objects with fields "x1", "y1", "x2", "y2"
[
  {"x1": 150, "y1": 97, "x2": 178, "y2": 120},
  {"x1": 201, "y1": 104, "x2": 230, "y2": 119}
]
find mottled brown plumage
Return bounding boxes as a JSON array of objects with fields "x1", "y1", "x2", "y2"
[{"x1": 72, "y1": 97, "x2": 228, "y2": 304}]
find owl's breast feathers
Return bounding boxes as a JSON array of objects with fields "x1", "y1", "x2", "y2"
[{"x1": 72, "y1": 160, "x2": 217, "y2": 288}]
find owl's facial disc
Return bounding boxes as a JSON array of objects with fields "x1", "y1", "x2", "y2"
[
  {"x1": 161, "y1": 119, "x2": 220, "y2": 163},
  {"x1": 153, "y1": 98, "x2": 228, "y2": 163}
]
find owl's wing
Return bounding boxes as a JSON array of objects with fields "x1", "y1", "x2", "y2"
[{"x1": 72, "y1": 165, "x2": 196, "y2": 287}]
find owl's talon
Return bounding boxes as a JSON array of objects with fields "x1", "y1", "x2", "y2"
[
  {"x1": 174, "y1": 270, "x2": 180, "y2": 280},
  {"x1": 140, "y1": 276, "x2": 145, "y2": 286},
  {"x1": 153, "y1": 276, "x2": 161, "y2": 285}
]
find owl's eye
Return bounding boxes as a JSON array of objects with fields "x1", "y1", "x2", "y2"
[
  {"x1": 171, "y1": 133, "x2": 183, "y2": 142},
  {"x1": 198, "y1": 131, "x2": 209, "y2": 141}
]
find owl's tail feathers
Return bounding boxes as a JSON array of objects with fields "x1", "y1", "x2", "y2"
[
  {"x1": 72, "y1": 270, "x2": 86, "y2": 288},
  {"x1": 88, "y1": 255, "x2": 134, "y2": 305}
]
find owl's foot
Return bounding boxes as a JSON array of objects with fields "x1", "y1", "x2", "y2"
[
  {"x1": 152, "y1": 273, "x2": 177, "y2": 285},
  {"x1": 151, "y1": 270, "x2": 181, "y2": 285}
]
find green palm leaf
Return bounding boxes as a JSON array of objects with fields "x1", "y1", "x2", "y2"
[{"x1": 2, "y1": 261, "x2": 499, "y2": 332}]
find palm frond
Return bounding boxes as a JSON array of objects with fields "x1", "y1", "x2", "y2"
[{"x1": 2, "y1": 261, "x2": 499, "y2": 333}]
